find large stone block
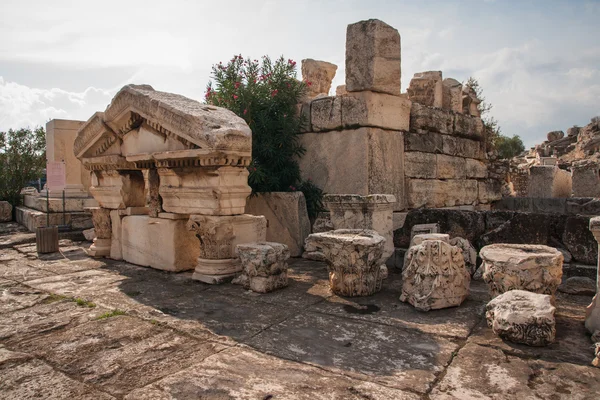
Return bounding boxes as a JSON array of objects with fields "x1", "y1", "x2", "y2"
[
  {"x1": 245, "y1": 192, "x2": 311, "y2": 257},
  {"x1": 404, "y1": 131, "x2": 443, "y2": 153},
  {"x1": 301, "y1": 59, "x2": 337, "y2": 98},
  {"x1": 109, "y1": 210, "x2": 123, "y2": 260},
  {"x1": 480, "y1": 244, "x2": 563, "y2": 297},
  {"x1": 341, "y1": 91, "x2": 410, "y2": 131},
  {"x1": 442, "y1": 78, "x2": 462, "y2": 113},
  {"x1": 23, "y1": 194, "x2": 98, "y2": 213},
  {"x1": 486, "y1": 290, "x2": 556, "y2": 346},
  {"x1": 311, "y1": 96, "x2": 342, "y2": 132},
  {"x1": 446, "y1": 179, "x2": 478, "y2": 206},
  {"x1": 298, "y1": 127, "x2": 405, "y2": 211},
  {"x1": 121, "y1": 215, "x2": 200, "y2": 272},
  {"x1": 465, "y1": 158, "x2": 488, "y2": 178},
  {"x1": 401, "y1": 239, "x2": 470, "y2": 311},
  {"x1": 15, "y1": 206, "x2": 93, "y2": 232},
  {"x1": 562, "y1": 215, "x2": 598, "y2": 264},
  {"x1": 409, "y1": 103, "x2": 453, "y2": 135},
  {"x1": 528, "y1": 166, "x2": 572, "y2": 198},
  {"x1": 404, "y1": 152, "x2": 437, "y2": 179},
  {"x1": 478, "y1": 179, "x2": 502, "y2": 204},
  {"x1": 158, "y1": 166, "x2": 251, "y2": 215},
  {"x1": 0, "y1": 201, "x2": 12, "y2": 222},
  {"x1": 442, "y1": 135, "x2": 485, "y2": 160},
  {"x1": 89, "y1": 170, "x2": 145, "y2": 210},
  {"x1": 324, "y1": 194, "x2": 395, "y2": 260},
  {"x1": 572, "y1": 161, "x2": 600, "y2": 197},
  {"x1": 406, "y1": 179, "x2": 446, "y2": 208},
  {"x1": 345, "y1": 19, "x2": 401, "y2": 95},
  {"x1": 406, "y1": 71, "x2": 443, "y2": 108},
  {"x1": 453, "y1": 113, "x2": 484, "y2": 139},
  {"x1": 436, "y1": 154, "x2": 466, "y2": 179},
  {"x1": 234, "y1": 242, "x2": 290, "y2": 293}
]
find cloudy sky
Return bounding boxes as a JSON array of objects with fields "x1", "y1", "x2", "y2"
[{"x1": 1, "y1": 0, "x2": 598, "y2": 147}]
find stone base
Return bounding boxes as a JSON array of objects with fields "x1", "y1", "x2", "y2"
[
  {"x1": 15, "y1": 206, "x2": 94, "y2": 232},
  {"x1": 87, "y1": 238, "x2": 111, "y2": 257},
  {"x1": 40, "y1": 184, "x2": 90, "y2": 198},
  {"x1": 120, "y1": 215, "x2": 200, "y2": 271},
  {"x1": 192, "y1": 258, "x2": 240, "y2": 284},
  {"x1": 24, "y1": 194, "x2": 98, "y2": 213}
]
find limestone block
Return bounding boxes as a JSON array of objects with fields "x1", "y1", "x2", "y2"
[
  {"x1": 442, "y1": 78, "x2": 462, "y2": 113},
  {"x1": 480, "y1": 244, "x2": 564, "y2": 297},
  {"x1": 82, "y1": 228, "x2": 95, "y2": 241},
  {"x1": 335, "y1": 85, "x2": 347, "y2": 96},
  {"x1": 400, "y1": 239, "x2": 470, "y2": 311},
  {"x1": 528, "y1": 166, "x2": 572, "y2": 198},
  {"x1": 572, "y1": 161, "x2": 600, "y2": 197},
  {"x1": 587, "y1": 295, "x2": 600, "y2": 334},
  {"x1": 147, "y1": 168, "x2": 162, "y2": 217},
  {"x1": 187, "y1": 214, "x2": 267, "y2": 284},
  {"x1": 324, "y1": 194, "x2": 395, "y2": 260},
  {"x1": 404, "y1": 152, "x2": 437, "y2": 179},
  {"x1": 486, "y1": 290, "x2": 556, "y2": 346},
  {"x1": 345, "y1": 19, "x2": 401, "y2": 96},
  {"x1": 410, "y1": 223, "x2": 440, "y2": 242},
  {"x1": 546, "y1": 130, "x2": 564, "y2": 142},
  {"x1": 121, "y1": 215, "x2": 199, "y2": 271},
  {"x1": 311, "y1": 96, "x2": 342, "y2": 132},
  {"x1": 46, "y1": 119, "x2": 88, "y2": 197},
  {"x1": 90, "y1": 170, "x2": 145, "y2": 210},
  {"x1": 478, "y1": 180, "x2": 502, "y2": 204},
  {"x1": 15, "y1": 206, "x2": 93, "y2": 232},
  {"x1": 462, "y1": 85, "x2": 482, "y2": 117},
  {"x1": 23, "y1": 194, "x2": 98, "y2": 213},
  {"x1": 234, "y1": 242, "x2": 290, "y2": 293},
  {"x1": 558, "y1": 277, "x2": 596, "y2": 296},
  {"x1": 312, "y1": 212, "x2": 334, "y2": 233},
  {"x1": 301, "y1": 59, "x2": 338, "y2": 98},
  {"x1": 409, "y1": 103, "x2": 453, "y2": 135},
  {"x1": 298, "y1": 127, "x2": 405, "y2": 211},
  {"x1": 158, "y1": 166, "x2": 251, "y2": 215},
  {"x1": 465, "y1": 158, "x2": 488, "y2": 178},
  {"x1": 87, "y1": 207, "x2": 111, "y2": 257},
  {"x1": 0, "y1": 201, "x2": 12, "y2": 222},
  {"x1": 341, "y1": 91, "x2": 410, "y2": 131},
  {"x1": 406, "y1": 71, "x2": 442, "y2": 108},
  {"x1": 404, "y1": 132, "x2": 443, "y2": 154},
  {"x1": 406, "y1": 179, "x2": 447, "y2": 208},
  {"x1": 453, "y1": 113, "x2": 484, "y2": 139},
  {"x1": 306, "y1": 229, "x2": 386, "y2": 296},
  {"x1": 567, "y1": 126, "x2": 580, "y2": 137},
  {"x1": 392, "y1": 212, "x2": 408, "y2": 231},
  {"x1": 299, "y1": 101, "x2": 312, "y2": 133},
  {"x1": 436, "y1": 155, "x2": 466, "y2": 179},
  {"x1": 245, "y1": 192, "x2": 311, "y2": 257},
  {"x1": 302, "y1": 234, "x2": 327, "y2": 262},
  {"x1": 442, "y1": 135, "x2": 485, "y2": 160},
  {"x1": 446, "y1": 180, "x2": 478, "y2": 207},
  {"x1": 449, "y1": 237, "x2": 478, "y2": 276}
]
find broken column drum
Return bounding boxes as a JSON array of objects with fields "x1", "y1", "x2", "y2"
[
  {"x1": 480, "y1": 244, "x2": 563, "y2": 298},
  {"x1": 74, "y1": 84, "x2": 265, "y2": 277},
  {"x1": 305, "y1": 229, "x2": 386, "y2": 297}
]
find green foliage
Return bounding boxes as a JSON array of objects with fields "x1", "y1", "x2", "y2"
[
  {"x1": 95, "y1": 309, "x2": 126, "y2": 320},
  {"x1": 74, "y1": 298, "x2": 96, "y2": 308},
  {"x1": 495, "y1": 135, "x2": 525, "y2": 159},
  {"x1": 0, "y1": 126, "x2": 46, "y2": 206},
  {"x1": 205, "y1": 55, "x2": 325, "y2": 217}
]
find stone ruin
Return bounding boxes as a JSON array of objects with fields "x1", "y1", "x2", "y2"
[
  {"x1": 298, "y1": 19, "x2": 500, "y2": 218},
  {"x1": 74, "y1": 84, "x2": 266, "y2": 284}
]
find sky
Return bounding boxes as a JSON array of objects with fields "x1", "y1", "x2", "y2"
[{"x1": 0, "y1": 0, "x2": 599, "y2": 147}]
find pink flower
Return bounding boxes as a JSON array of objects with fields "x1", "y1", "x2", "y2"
[
  {"x1": 271, "y1": 89, "x2": 278, "y2": 97},
  {"x1": 234, "y1": 82, "x2": 241, "y2": 89},
  {"x1": 243, "y1": 109, "x2": 248, "y2": 115},
  {"x1": 233, "y1": 95, "x2": 238, "y2": 100},
  {"x1": 305, "y1": 80, "x2": 312, "y2": 87}
]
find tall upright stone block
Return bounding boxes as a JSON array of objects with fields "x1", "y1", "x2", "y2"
[
  {"x1": 442, "y1": 78, "x2": 463, "y2": 113},
  {"x1": 572, "y1": 161, "x2": 600, "y2": 198},
  {"x1": 345, "y1": 19, "x2": 401, "y2": 96},
  {"x1": 586, "y1": 217, "x2": 600, "y2": 334},
  {"x1": 528, "y1": 166, "x2": 572, "y2": 198},
  {"x1": 407, "y1": 71, "x2": 442, "y2": 108},
  {"x1": 301, "y1": 59, "x2": 338, "y2": 98}
]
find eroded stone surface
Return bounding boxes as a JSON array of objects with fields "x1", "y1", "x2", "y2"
[
  {"x1": 234, "y1": 242, "x2": 290, "y2": 293},
  {"x1": 401, "y1": 240, "x2": 470, "y2": 311},
  {"x1": 301, "y1": 59, "x2": 338, "y2": 98},
  {"x1": 486, "y1": 290, "x2": 556, "y2": 346},
  {"x1": 449, "y1": 237, "x2": 478, "y2": 276},
  {"x1": 0, "y1": 201, "x2": 12, "y2": 222},
  {"x1": 481, "y1": 244, "x2": 563, "y2": 297}
]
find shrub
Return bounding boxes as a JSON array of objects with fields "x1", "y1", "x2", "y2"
[
  {"x1": 0, "y1": 127, "x2": 46, "y2": 206},
  {"x1": 205, "y1": 55, "x2": 324, "y2": 217}
]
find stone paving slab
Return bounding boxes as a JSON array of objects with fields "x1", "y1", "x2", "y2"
[
  {"x1": 430, "y1": 342, "x2": 600, "y2": 399},
  {"x1": 125, "y1": 346, "x2": 421, "y2": 400},
  {"x1": 0, "y1": 284, "x2": 48, "y2": 313},
  {"x1": 0, "y1": 346, "x2": 115, "y2": 399},
  {"x1": 310, "y1": 271, "x2": 488, "y2": 339},
  {"x1": 0, "y1": 260, "x2": 56, "y2": 282},
  {"x1": 247, "y1": 310, "x2": 459, "y2": 393},
  {"x1": 11, "y1": 315, "x2": 228, "y2": 397}
]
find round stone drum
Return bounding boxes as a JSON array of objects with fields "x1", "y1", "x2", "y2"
[{"x1": 480, "y1": 244, "x2": 563, "y2": 297}]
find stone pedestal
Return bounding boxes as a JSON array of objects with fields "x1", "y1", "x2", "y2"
[
  {"x1": 301, "y1": 59, "x2": 338, "y2": 98},
  {"x1": 306, "y1": 229, "x2": 386, "y2": 297},
  {"x1": 486, "y1": 290, "x2": 556, "y2": 347},
  {"x1": 400, "y1": 239, "x2": 470, "y2": 311},
  {"x1": 87, "y1": 208, "x2": 111, "y2": 257},
  {"x1": 586, "y1": 217, "x2": 600, "y2": 334},
  {"x1": 234, "y1": 242, "x2": 290, "y2": 293},
  {"x1": 187, "y1": 214, "x2": 267, "y2": 284},
  {"x1": 324, "y1": 194, "x2": 395, "y2": 260},
  {"x1": 480, "y1": 244, "x2": 563, "y2": 298}
]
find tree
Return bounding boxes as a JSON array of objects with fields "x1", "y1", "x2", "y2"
[
  {"x1": 205, "y1": 55, "x2": 324, "y2": 217},
  {"x1": 464, "y1": 77, "x2": 524, "y2": 159},
  {"x1": 0, "y1": 127, "x2": 46, "y2": 206}
]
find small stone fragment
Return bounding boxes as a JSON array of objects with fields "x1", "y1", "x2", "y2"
[
  {"x1": 449, "y1": 237, "x2": 478, "y2": 276},
  {"x1": 82, "y1": 228, "x2": 96, "y2": 241},
  {"x1": 235, "y1": 242, "x2": 290, "y2": 293},
  {"x1": 301, "y1": 59, "x2": 338, "y2": 98},
  {"x1": 558, "y1": 276, "x2": 597, "y2": 296},
  {"x1": 486, "y1": 290, "x2": 556, "y2": 346}
]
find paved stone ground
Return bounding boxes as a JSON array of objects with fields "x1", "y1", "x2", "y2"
[{"x1": 0, "y1": 222, "x2": 598, "y2": 399}]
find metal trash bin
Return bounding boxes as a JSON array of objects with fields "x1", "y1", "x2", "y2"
[{"x1": 36, "y1": 226, "x2": 59, "y2": 253}]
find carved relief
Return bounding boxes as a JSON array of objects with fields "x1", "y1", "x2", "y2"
[
  {"x1": 187, "y1": 217, "x2": 235, "y2": 259},
  {"x1": 400, "y1": 239, "x2": 470, "y2": 311},
  {"x1": 90, "y1": 208, "x2": 112, "y2": 239},
  {"x1": 234, "y1": 242, "x2": 290, "y2": 293}
]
